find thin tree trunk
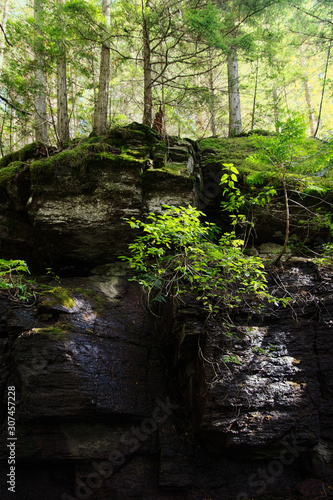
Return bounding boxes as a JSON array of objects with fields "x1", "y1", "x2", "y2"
[
  {"x1": 251, "y1": 58, "x2": 259, "y2": 131},
  {"x1": 91, "y1": 46, "x2": 97, "y2": 103},
  {"x1": 274, "y1": 173, "x2": 289, "y2": 266},
  {"x1": 34, "y1": 0, "x2": 48, "y2": 143},
  {"x1": 69, "y1": 72, "x2": 77, "y2": 137},
  {"x1": 301, "y1": 52, "x2": 315, "y2": 137},
  {"x1": 314, "y1": 40, "x2": 332, "y2": 139},
  {"x1": 56, "y1": 0, "x2": 69, "y2": 147},
  {"x1": 304, "y1": 78, "x2": 315, "y2": 137},
  {"x1": 93, "y1": 0, "x2": 110, "y2": 136},
  {"x1": 57, "y1": 55, "x2": 70, "y2": 147},
  {"x1": 227, "y1": 46, "x2": 242, "y2": 137},
  {"x1": 142, "y1": 0, "x2": 152, "y2": 126},
  {"x1": 46, "y1": 79, "x2": 60, "y2": 146},
  {"x1": 0, "y1": 106, "x2": 6, "y2": 156},
  {"x1": 108, "y1": 82, "x2": 112, "y2": 128},
  {"x1": 209, "y1": 48, "x2": 216, "y2": 136},
  {"x1": 272, "y1": 88, "x2": 279, "y2": 129},
  {"x1": 0, "y1": 0, "x2": 9, "y2": 72},
  {"x1": 9, "y1": 108, "x2": 12, "y2": 152}
]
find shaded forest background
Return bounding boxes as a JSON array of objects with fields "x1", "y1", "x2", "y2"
[{"x1": 0, "y1": 0, "x2": 333, "y2": 151}]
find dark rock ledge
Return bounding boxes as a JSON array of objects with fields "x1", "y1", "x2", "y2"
[{"x1": 0, "y1": 126, "x2": 332, "y2": 499}]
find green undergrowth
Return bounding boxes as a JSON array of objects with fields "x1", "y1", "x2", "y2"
[
  {"x1": 199, "y1": 135, "x2": 333, "y2": 195},
  {"x1": 0, "y1": 258, "x2": 32, "y2": 301}
]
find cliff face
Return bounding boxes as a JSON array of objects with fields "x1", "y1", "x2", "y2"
[
  {"x1": 0, "y1": 125, "x2": 333, "y2": 500},
  {"x1": 0, "y1": 123, "x2": 196, "y2": 268}
]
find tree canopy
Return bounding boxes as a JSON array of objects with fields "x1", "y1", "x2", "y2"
[{"x1": 0, "y1": 0, "x2": 332, "y2": 148}]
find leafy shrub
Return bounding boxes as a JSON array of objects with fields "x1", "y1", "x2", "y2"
[
  {"x1": 0, "y1": 258, "x2": 32, "y2": 300},
  {"x1": 120, "y1": 205, "x2": 283, "y2": 314}
]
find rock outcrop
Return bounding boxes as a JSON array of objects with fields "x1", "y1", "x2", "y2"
[
  {"x1": 0, "y1": 125, "x2": 333, "y2": 499},
  {"x1": 0, "y1": 124, "x2": 197, "y2": 268}
]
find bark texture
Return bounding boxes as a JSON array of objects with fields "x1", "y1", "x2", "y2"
[
  {"x1": 209, "y1": 48, "x2": 216, "y2": 136},
  {"x1": 93, "y1": 0, "x2": 111, "y2": 136},
  {"x1": 142, "y1": 0, "x2": 152, "y2": 127},
  {"x1": 34, "y1": 0, "x2": 48, "y2": 144},
  {"x1": 304, "y1": 78, "x2": 315, "y2": 137},
  {"x1": 227, "y1": 46, "x2": 242, "y2": 137},
  {"x1": 57, "y1": 56, "x2": 70, "y2": 146},
  {"x1": 272, "y1": 87, "x2": 279, "y2": 128},
  {"x1": 0, "y1": 0, "x2": 8, "y2": 72}
]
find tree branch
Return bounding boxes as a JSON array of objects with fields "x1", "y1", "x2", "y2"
[
  {"x1": 0, "y1": 23, "x2": 12, "y2": 47},
  {"x1": 0, "y1": 96, "x2": 31, "y2": 115}
]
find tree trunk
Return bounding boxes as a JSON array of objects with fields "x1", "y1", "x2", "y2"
[
  {"x1": 274, "y1": 173, "x2": 289, "y2": 266},
  {"x1": 272, "y1": 87, "x2": 279, "y2": 129},
  {"x1": 251, "y1": 58, "x2": 259, "y2": 131},
  {"x1": 303, "y1": 78, "x2": 315, "y2": 137},
  {"x1": 227, "y1": 46, "x2": 242, "y2": 137},
  {"x1": 142, "y1": 1, "x2": 152, "y2": 127},
  {"x1": 93, "y1": 0, "x2": 110, "y2": 136},
  {"x1": 314, "y1": 40, "x2": 331, "y2": 139},
  {"x1": 56, "y1": 0, "x2": 70, "y2": 147},
  {"x1": 209, "y1": 48, "x2": 216, "y2": 136},
  {"x1": 300, "y1": 53, "x2": 315, "y2": 137},
  {"x1": 0, "y1": 0, "x2": 9, "y2": 72},
  {"x1": 34, "y1": 0, "x2": 48, "y2": 143},
  {"x1": 57, "y1": 55, "x2": 70, "y2": 147}
]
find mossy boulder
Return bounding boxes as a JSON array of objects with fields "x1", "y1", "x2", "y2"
[
  {"x1": 0, "y1": 162, "x2": 25, "y2": 188},
  {"x1": 107, "y1": 121, "x2": 157, "y2": 146},
  {"x1": 0, "y1": 142, "x2": 43, "y2": 170}
]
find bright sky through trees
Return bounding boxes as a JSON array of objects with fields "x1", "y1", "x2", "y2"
[{"x1": 0, "y1": 0, "x2": 332, "y2": 150}]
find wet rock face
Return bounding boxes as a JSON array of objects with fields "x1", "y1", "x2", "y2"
[
  {"x1": 0, "y1": 261, "x2": 332, "y2": 499},
  {"x1": 0, "y1": 265, "x2": 170, "y2": 499},
  {"x1": 0, "y1": 129, "x2": 333, "y2": 499},
  {"x1": 170, "y1": 259, "x2": 333, "y2": 498},
  {"x1": 0, "y1": 125, "x2": 196, "y2": 267}
]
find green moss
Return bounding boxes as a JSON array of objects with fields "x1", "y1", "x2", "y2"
[
  {"x1": 39, "y1": 286, "x2": 75, "y2": 310},
  {"x1": 126, "y1": 146, "x2": 150, "y2": 159},
  {"x1": 97, "y1": 150, "x2": 146, "y2": 165},
  {"x1": 0, "y1": 142, "x2": 42, "y2": 170},
  {"x1": 119, "y1": 151, "x2": 146, "y2": 163},
  {"x1": 0, "y1": 154, "x2": 12, "y2": 170},
  {"x1": 30, "y1": 159, "x2": 54, "y2": 182},
  {"x1": 0, "y1": 163, "x2": 24, "y2": 187},
  {"x1": 161, "y1": 163, "x2": 190, "y2": 177},
  {"x1": 199, "y1": 135, "x2": 333, "y2": 201},
  {"x1": 199, "y1": 136, "x2": 255, "y2": 155},
  {"x1": 86, "y1": 135, "x2": 105, "y2": 143},
  {"x1": 97, "y1": 151, "x2": 116, "y2": 161},
  {"x1": 16, "y1": 142, "x2": 41, "y2": 161},
  {"x1": 31, "y1": 322, "x2": 72, "y2": 339},
  {"x1": 54, "y1": 144, "x2": 93, "y2": 167}
]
